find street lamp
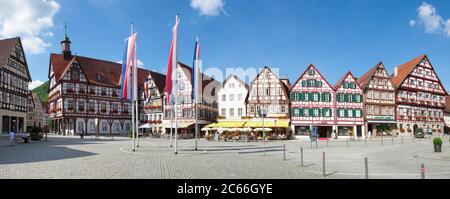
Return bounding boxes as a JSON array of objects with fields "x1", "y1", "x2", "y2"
[{"x1": 258, "y1": 108, "x2": 268, "y2": 156}]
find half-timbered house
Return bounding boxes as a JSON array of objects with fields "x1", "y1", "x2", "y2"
[
  {"x1": 48, "y1": 32, "x2": 149, "y2": 136},
  {"x1": 358, "y1": 62, "x2": 396, "y2": 137},
  {"x1": 334, "y1": 71, "x2": 365, "y2": 139},
  {"x1": 392, "y1": 55, "x2": 447, "y2": 135},
  {"x1": 290, "y1": 65, "x2": 335, "y2": 138},
  {"x1": 246, "y1": 66, "x2": 291, "y2": 139},
  {"x1": 141, "y1": 70, "x2": 166, "y2": 136},
  {"x1": 0, "y1": 37, "x2": 31, "y2": 134},
  {"x1": 26, "y1": 92, "x2": 45, "y2": 130},
  {"x1": 163, "y1": 62, "x2": 219, "y2": 138},
  {"x1": 444, "y1": 96, "x2": 450, "y2": 134}
]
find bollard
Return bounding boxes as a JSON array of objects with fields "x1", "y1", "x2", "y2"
[
  {"x1": 322, "y1": 152, "x2": 326, "y2": 177},
  {"x1": 365, "y1": 157, "x2": 369, "y2": 179},
  {"x1": 300, "y1": 147, "x2": 304, "y2": 167},
  {"x1": 364, "y1": 138, "x2": 367, "y2": 147},
  {"x1": 421, "y1": 164, "x2": 425, "y2": 179},
  {"x1": 381, "y1": 136, "x2": 384, "y2": 146},
  {"x1": 283, "y1": 144, "x2": 286, "y2": 161},
  {"x1": 346, "y1": 138, "x2": 349, "y2": 148}
]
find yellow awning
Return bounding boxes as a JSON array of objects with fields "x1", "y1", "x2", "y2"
[
  {"x1": 244, "y1": 120, "x2": 289, "y2": 128},
  {"x1": 206, "y1": 121, "x2": 246, "y2": 128}
]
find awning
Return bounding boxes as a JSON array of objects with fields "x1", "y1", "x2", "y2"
[
  {"x1": 139, "y1": 124, "x2": 155, "y2": 129},
  {"x1": 161, "y1": 122, "x2": 195, "y2": 129},
  {"x1": 244, "y1": 120, "x2": 289, "y2": 128},
  {"x1": 206, "y1": 121, "x2": 246, "y2": 128}
]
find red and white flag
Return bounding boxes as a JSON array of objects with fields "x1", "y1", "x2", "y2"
[{"x1": 165, "y1": 15, "x2": 180, "y2": 104}]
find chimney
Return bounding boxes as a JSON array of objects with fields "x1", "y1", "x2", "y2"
[{"x1": 394, "y1": 67, "x2": 399, "y2": 77}]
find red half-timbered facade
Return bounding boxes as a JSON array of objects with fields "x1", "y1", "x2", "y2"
[
  {"x1": 290, "y1": 65, "x2": 335, "y2": 138},
  {"x1": 48, "y1": 33, "x2": 149, "y2": 136},
  {"x1": 392, "y1": 55, "x2": 447, "y2": 135},
  {"x1": 334, "y1": 72, "x2": 365, "y2": 139},
  {"x1": 358, "y1": 62, "x2": 397, "y2": 137}
]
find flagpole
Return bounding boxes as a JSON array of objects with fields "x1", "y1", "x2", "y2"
[
  {"x1": 170, "y1": 102, "x2": 173, "y2": 148},
  {"x1": 194, "y1": 36, "x2": 199, "y2": 151},
  {"x1": 174, "y1": 14, "x2": 179, "y2": 155},
  {"x1": 131, "y1": 22, "x2": 136, "y2": 152},
  {"x1": 135, "y1": 30, "x2": 140, "y2": 149}
]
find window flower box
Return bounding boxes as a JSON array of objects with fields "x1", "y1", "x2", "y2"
[
  {"x1": 67, "y1": 89, "x2": 74, "y2": 93},
  {"x1": 78, "y1": 108, "x2": 85, "y2": 112},
  {"x1": 112, "y1": 110, "x2": 118, "y2": 114},
  {"x1": 100, "y1": 109, "x2": 107, "y2": 113},
  {"x1": 89, "y1": 108, "x2": 96, "y2": 112},
  {"x1": 101, "y1": 92, "x2": 107, "y2": 96},
  {"x1": 89, "y1": 90, "x2": 96, "y2": 95},
  {"x1": 79, "y1": 89, "x2": 86, "y2": 94},
  {"x1": 68, "y1": 107, "x2": 74, "y2": 111}
]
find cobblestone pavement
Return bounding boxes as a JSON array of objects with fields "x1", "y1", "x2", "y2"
[{"x1": 1, "y1": 135, "x2": 449, "y2": 179}]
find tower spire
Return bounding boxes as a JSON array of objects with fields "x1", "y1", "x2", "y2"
[{"x1": 61, "y1": 21, "x2": 72, "y2": 60}]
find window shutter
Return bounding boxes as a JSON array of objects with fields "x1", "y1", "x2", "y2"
[
  {"x1": 309, "y1": 109, "x2": 314, "y2": 116},
  {"x1": 344, "y1": 94, "x2": 349, "y2": 102},
  {"x1": 299, "y1": 108, "x2": 304, "y2": 116},
  {"x1": 328, "y1": 93, "x2": 332, "y2": 102},
  {"x1": 336, "y1": 109, "x2": 340, "y2": 117},
  {"x1": 317, "y1": 93, "x2": 322, "y2": 101},
  {"x1": 321, "y1": 93, "x2": 325, "y2": 101},
  {"x1": 336, "y1": 94, "x2": 340, "y2": 102},
  {"x1": 299, "y1": 92, "x2": 304, "y2": 101},
  {"x1": 318, "y1": 81, "x2": 323, "y2": 87},
  {"x1": 353, "y1": 109, "x2": 357, "y2": 118},
  {"x1": 291, "y1": 108, "x2": 295, "y2": 116},
  {"x1": 290, "y1": 93, "x2": 295, "y2": 101},
  {"x1": 301, "y1": 80, "x2": 305, "y2": 87},
  {"x1": 321, "y1": 109, "x2": 325, "y2": 117},
  {"x1": 344, "y1": 109, "x2": 348, "y2": 117},
  {"x1": 309, "y1": 93, "x2": 313, "y2": 101},
  {"x1": 343, "y1": 82, "x2": 347, "y2": 89}
]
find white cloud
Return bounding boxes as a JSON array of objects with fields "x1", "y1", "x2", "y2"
[
  {"x1": 0, "y1": 0, "x2": 60, "y2": 54},
  {"x1": 29, "y1": 80, "x2": 44, "y2": 90},
  {"x1": 190, "y1": 0, "x2": 226, "y2": 16},
  {"x1": 410, "y1": 2, "x2": 450, "y2": 37},
  {"x1": 116, "y1": 59, "x2": 145, "y2": 68}
]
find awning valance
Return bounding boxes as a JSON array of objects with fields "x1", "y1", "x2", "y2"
[
  {"x1": 206, "y1": 121, "x2": 246, "y2": 128},
  {"x1": 244, "y1": 120, "x2": 289, "y2": 128}
]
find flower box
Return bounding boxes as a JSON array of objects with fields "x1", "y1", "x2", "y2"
[{"x1": 78, "y1": 108, "x2": 85, "y2": 112}]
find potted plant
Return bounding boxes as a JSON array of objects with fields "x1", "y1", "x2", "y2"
[
  {"x1": 433, "y1": 137, "x2": 443, "y2": 153},
  {"x1": 415, "y1": 128, "x2": 425, "y2": 139},
  {"x1": 30, "y1": 127, "x2": 43, "y2": 141}
]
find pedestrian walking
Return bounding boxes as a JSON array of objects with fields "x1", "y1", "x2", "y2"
[
  {"x1": 80, "y1": 130, "x2": 84, "y2": 140},
  {"x1": 9, "y1": 131, "x2": 15, "y2": 145}
]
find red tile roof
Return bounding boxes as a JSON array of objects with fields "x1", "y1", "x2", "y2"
[
  {"x1": 49, "y1": 53, "x2": 149, "y2": 90},
  {"x1": 358, "y1": 62, "x2": 382, "y2": 89},
  {"x1": 391, "y1": 54, "x2": 426, "y2": 88}
]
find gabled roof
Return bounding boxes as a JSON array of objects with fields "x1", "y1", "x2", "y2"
[
  {"x1": 0, "y1": 37, "x2": 32, "y2": 80},
  {"x1": 0, "y1": 37, "x2": 19, "y2": 69},
  {"x1": 334, "y1": 71, "x2": 363, "y2": 91},
  {"x1": 358, "y1": 62, "x2": 382, "y2": 89},
  {"x1": 392, "y1": 54, "x2": 448, "y2": 95},
  {"x1": 391, "y1": 54, "x2": 426, "y2": 88},
  {"x1": 49, "y1": 53, "x2": 149, "y2": 89},
  {"x1": 248, "y1": 66, "x2": 290, "y2": 94},
  {"x1": 222, "y1": 75, "x2": 249, "y2": 90},
  {"x1": 177, "y1": 62, "x2": 220, "y2": 91},
  {"x1": 148, "y1": 70, "x2": 166, "y2": 94},
  {"x1": 290, "y1": 64, "x2": 334, "y2": 92}
]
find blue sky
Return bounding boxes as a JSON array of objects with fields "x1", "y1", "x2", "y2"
[{"x1": 2, "y1": 0, "x2": 450, "y2": 90}]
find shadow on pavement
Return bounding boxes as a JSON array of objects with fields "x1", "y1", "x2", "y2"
[{"x1": 0, "y1": 137, "x2": 97, "y2": 165}]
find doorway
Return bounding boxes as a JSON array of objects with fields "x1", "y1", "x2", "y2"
[{"x1": 318, "y1": 126, "x2": 332, "y2": 138}]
